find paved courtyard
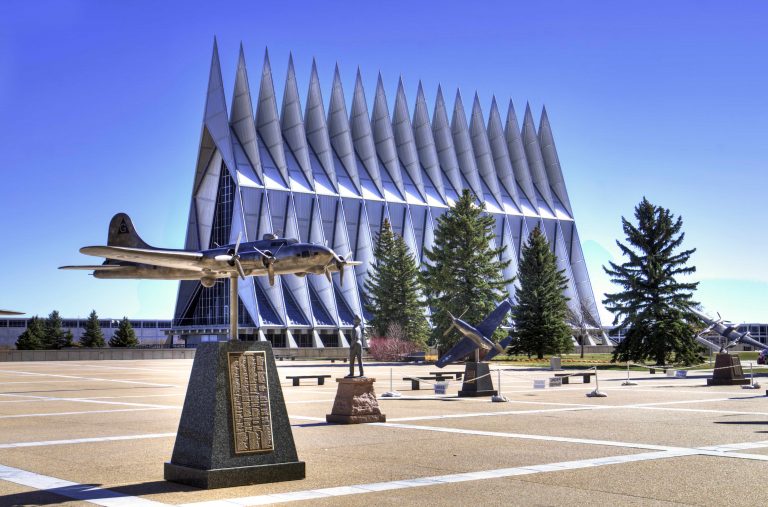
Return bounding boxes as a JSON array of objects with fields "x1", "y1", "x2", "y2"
[{"x1": 0, "y1": 358, "x2": 766, "y2": 506}]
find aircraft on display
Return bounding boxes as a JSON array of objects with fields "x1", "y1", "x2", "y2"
[
  {"x1": 692, "y1": 308, "x2": 767, "y2": 352},
  {"x1": 436, "y1": 299, "x2": 515, "y2": 368},
  {"x1": 60, "y1": 213, "x2": 361, "y2": 287},
  {"x1": 0, "y1": 310, "x2": 23, "y2": 316}
]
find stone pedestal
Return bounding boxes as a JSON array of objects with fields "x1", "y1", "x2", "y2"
[
  {"x1": 164, "y1": 342, "x2": 305, "y2": 489},
  {"x1": 458, "y1": 362, "x2": 497, "y2": 397},
  {"x1": 707, "y1": 353, "x2": 751, "y2": 386},
  {"x1": 326, "y1": 377, "x2": 386, "y2": 424}
]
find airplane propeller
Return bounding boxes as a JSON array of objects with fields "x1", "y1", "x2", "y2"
[
  {"x1": 214, "y1": 233, "x2": 247, "y2": 280},
  {"x1": 326, "y1": 251, "x2": 360, "y2": 287}
]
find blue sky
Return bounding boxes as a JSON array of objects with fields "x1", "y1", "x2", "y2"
[{"x1": 0, "y1": 0, "x2": 766, "y2": 324}]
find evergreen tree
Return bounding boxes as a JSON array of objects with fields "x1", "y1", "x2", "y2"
[
  {"x1": 603, "y1": 198, "x2": 701, "y2": 366},
  {"x1": 80, "y1": 310, "x2": 106, "y2": 348},
  {"x1": 109, "y1": 317, "x2": 139, "y2": 347},
  {"x1": 364, "y1": 219, "x2": 430, "y2": 347},
  {"x1": 16, "y1": 316, "x2": 43, "y2": 350},
  {"x1": 42, "y1": 310, "x2": 64, "y2": 349},
  {"x1": 511, "y1": 227, "x2": 573, "y2": 359},
  {"x1": 422, "y1": 189, "x2": 513, "y2": 355},
  {"x1": 61, "y1": 329, "x2": 75, "y2": 348}
]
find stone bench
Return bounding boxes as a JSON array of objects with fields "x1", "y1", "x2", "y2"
[
  {"x1": 553, "y1": 372, "x2": 595, "y2": 384},
  {"x1": 286, "y1": 375, "x2": 332, "y2": 386},
  {"x1": 402, "y1": 376, "x2": 451, "y2": 390},
  {"x1": 649, "y1": 367, "x2": 668, "y2": 374}
]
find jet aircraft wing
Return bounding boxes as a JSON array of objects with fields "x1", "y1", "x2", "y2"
[
  {"x1": 80, "y1": 246, "x2": 205, "y2": 271},
  {"x1": 475, "y1": 299, "x2": 513, "y2": 339},
  {"x1": 436, "y1": 336, "x2": 478, "y2": 368}
]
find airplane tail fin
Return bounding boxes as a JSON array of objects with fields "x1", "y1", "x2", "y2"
[
  {"x1": 107, "y1": 213, "x2": 153, "y2": 249},
  {"x1": 482, "y1": 336, "x2": 513, "y2": 362}
]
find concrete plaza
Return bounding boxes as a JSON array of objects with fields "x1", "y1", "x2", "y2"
[{"x1": 0, "y1": 359, "x2": 765, "y2": 506}]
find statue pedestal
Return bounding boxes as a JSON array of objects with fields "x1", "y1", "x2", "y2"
[
  {"x1": 326, "y1": 377, "x2": 386, "y2": 424},
  {"x1": 707, "y1": 353, "x2": 751, "y2": 386},
  {"x1": 164, "y1": 342, "x2": 305, "y2": 489},
  {"x1": 458, "y1": 362, "x2": 497, "y2": 397}
]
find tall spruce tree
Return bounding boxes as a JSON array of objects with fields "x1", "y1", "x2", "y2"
[
  {"x1": 603, "y1": 198, "x2": 701, "y2": 366},
  {"x1": 16, "y1": 316, "x2": 43, "y2": 350},
  {"x1": 80, "y1": 310, "x2": 106, "y2": 347},
  {"x1": 422, "y1": 189, "x2": 513, "y2": 354},
  {"x1": 364, "y1": 219, "x2": 429, "y2": 347},
  {"x1": 109, "y1": 317, "x2": 139, "y2": 347},
  {"x1": 42, "y1": 310, "x2": 64, "y2": 349},
  {"x1": 511, "y1": 227, "x2": 573, "y2": 359}
]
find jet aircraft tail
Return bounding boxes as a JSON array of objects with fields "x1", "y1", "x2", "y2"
[{"x1": 107, "y1": 213, "x2": 153, "y2": 249}]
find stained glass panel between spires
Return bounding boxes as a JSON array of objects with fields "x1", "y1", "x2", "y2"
[
  {"x1": 254, "y1": 281, "x2": 282, "y2": 326},
  {"x1": 282, "y1": 283, "x2": 310, "y2": 326},
  {"x1": 308, "y1": 284, "x2": 335, "y2": 327},
  {"x1": 189, "y1": 167, "x2": 235, "y2": 326},
  {"x1": 333, "y1": 285, "x2": 356, "y2": 326}
]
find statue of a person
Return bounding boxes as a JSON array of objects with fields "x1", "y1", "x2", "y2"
[{"x1": 347, "y1": 315, "x2": 364, "y2": 377}]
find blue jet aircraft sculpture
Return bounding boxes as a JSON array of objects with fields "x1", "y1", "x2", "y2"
[
  {"x1": 60, "y1": 213, "x2": 361, "y2": 287},
  {"x1": 436, "y1": 299, "x2": 514, "y2": 368}
]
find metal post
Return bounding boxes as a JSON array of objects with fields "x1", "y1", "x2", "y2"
[
  {"x1": 229, "y1": 275, "x2": 238, "y2": 341},
  {"x1": 587, "y1": 367, "x2": 607, "y2": 397},
  {"x1": 622, "y1": 362, "x2": 637, "y2": 386}
]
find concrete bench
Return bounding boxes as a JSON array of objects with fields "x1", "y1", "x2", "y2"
[
  {"x1": 403, "y1": 376, "x2": 445, "y2": 390},
  {"x1": 553, "y1": 372, "x2": 595, "y2": 384},
  {"x1": 649, "y1": 367, "x2": 668, "y2": 374},
  {"x1": 286, "y1": 375, "x2": 332, "y2": 386},
  {"x1": 429, "y1": 371, "x2": 464, "y2": 381}
]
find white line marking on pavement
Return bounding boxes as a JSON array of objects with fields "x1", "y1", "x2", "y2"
[
  {"x1": 0, "y1": 392, "x2": 179, "y2": 409},
  {"x1": 0, "y1": 463, "x2": 169, "y2": 506},
  {"x1": 0, "y1": 407, "x2": 179, "y2": 419},
  {"x1": 0, "y1": 433, "x2": 176, "y2": 449},
  {"x1": 0, "y1": 369, "x2": 176, "y2": 387},
  {"x1": 178, "y1": 449, "x2": 697, "y2": 507}
]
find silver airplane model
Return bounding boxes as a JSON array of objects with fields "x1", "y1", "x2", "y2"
[
  {"x1": 60, "y1": 213, "x2": 361, "y2": 287},
  {"x1": 436, "y1": 299, "x2": 514, "y2": 368},
  {"x1": 0, "y1": 310, "x2": 23, "y2": 316},
  {"x1": 692, "y1": 308, "x2": 767, "y2": 352}
]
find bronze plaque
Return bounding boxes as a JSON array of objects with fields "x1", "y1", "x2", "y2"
[{"x1": 227, "y1": 351, "x2": 274, "y2": 454}]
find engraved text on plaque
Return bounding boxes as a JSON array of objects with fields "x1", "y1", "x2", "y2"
[{"x1": 227, "y1": 351, "x2": 274, "y2": 454}]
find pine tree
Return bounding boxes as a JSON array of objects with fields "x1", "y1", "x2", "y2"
[
  {"x1": 16, "y1": 316, "x2": 43, "y2": 350},
  {"x1": 603, "y1": 198, "x2": 701, "y2": 366},
  {"x1": 42, "y1": 310, "x2": 64, "y2": 349},
  {"x1": 80, "y1": 310, "x2": 106, "y2": 347},
  {"x1": 109, "y1": 317, "x2": 139, "y2": 347},
  {"x1": 61, "y1": 330, "x2": 74, "y2": 348},
  {"x1": 511, "y1": 226, "x2": 573, "y2": 359},
  {"x1": 364, "y1": 219, "x2": 430, "y2": 347},
  {"x1": 422, "y1": 189, "x2": 513, "y2": 355}
]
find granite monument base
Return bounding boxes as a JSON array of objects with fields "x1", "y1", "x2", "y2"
[
  {"x1": 707, "y1": 353, "x2": 751, "y2": 386},
  {"x1": 458, "y1": 362, "x2": 497, "y2": 397},
  {"x1": 326, "y1": 377, "x2": 386, "y2": 424},
  {"x1": 164, "y1": 341, "x2": 305, "y2": 489}
]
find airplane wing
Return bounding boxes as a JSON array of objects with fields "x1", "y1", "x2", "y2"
[
  {"x1": 59, "y1": 264, "x2": 133, "y2": 271},
  {"x1": 476, "y1": 299, "x2": 513, "y2": 339},
  {"x1": 80, "y1": 246, "x2": 205, "y2": 271},
  {"x1": 0, "y1": 310, "x2": 23, "y2": 316},
  {"x1": 436, "y1": 336, "x2": 478, "y2": 368}
]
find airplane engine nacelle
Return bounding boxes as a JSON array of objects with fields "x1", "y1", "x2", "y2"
[{"x1": 200, "y1": 276, "x2": 216, "y2": 288}]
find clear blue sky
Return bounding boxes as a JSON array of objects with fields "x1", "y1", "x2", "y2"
[{"x1": 1, "y1": 0, "x2": 766, "y2": 324}]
